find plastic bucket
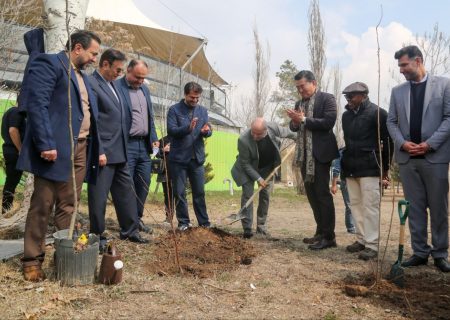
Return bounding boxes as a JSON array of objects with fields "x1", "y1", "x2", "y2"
[{"x1": 53, "y1": 229, "x2": 99, "y2": 286}]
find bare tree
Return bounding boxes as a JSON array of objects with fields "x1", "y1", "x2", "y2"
[
  {"x1": 308, "y1": 0, "x2": 327, "y2": 88},
  {"x1": 331, "y1": 64, "x2": 344, "y2": 147},
  {"x1": 416, "y1": 23, "x2": 450, "y2": 76},
  {"x1": 252, "y1": 23, "x2": 271, "y2": 118},
  {"x1": 235, "y1": 23, "x2": 271, "y2": 128},
  {"x1": 86, "y1": 18, "x2": 135, "y2": 54}
]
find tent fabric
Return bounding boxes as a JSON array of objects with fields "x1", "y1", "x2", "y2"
[{"x1": 14, "y1": 0, "x2": 227, "y2": 86}]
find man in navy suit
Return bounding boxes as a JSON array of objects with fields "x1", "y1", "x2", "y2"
[
  {"x1": 17, "y1": 30, "x2": 101, "y2": 281},
  {"x1": 88, "y1": 49, "x2": 147, "y2": 247},
  {"x1": 167, "y1": 82, "x2": 212, "y2": 230},
  {"x1": 116, "y1": 60, "x2": 159, "y2": 234}
]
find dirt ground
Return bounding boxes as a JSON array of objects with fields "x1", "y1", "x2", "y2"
[{"x1": 0, "y1": 186, "x2": 449, "y2": 320}]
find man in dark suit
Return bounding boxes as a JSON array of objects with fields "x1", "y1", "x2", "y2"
[
  {"x1": 387, "y1": 45, "x2": 450, "y2": 272},
  {"x1": 87, "y1": 49, "x2": 147, "y2": 247},
  {"x1": 231, "y1": 118, "x2": 296, "y2": 238},
  {"x1": 167, "y1": 82, "x2": 212, "y2": 230},
  {"x1": 287, "y1": 70, "x2": 339, "y2": 250},
  {"x1": 1, "y1": 105, "x2": 26, "y2": 214},
  {"x1": 116, "y1": 60, "x2": 159, "y2": 234},
  {"x1": 17, "y1": 30, "x2": 101, "y2": 281}
]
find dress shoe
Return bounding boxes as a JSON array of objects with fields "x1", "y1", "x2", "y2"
[
  {"x1": 308, "y1": 238, "x2": 337, "y2": 250},
  {"x1": 23, "y1": 265, "x2": 46, "y2": 282},
  {"x1": 303, "y1": 234, "x2": 322, "y2": 244},
  {"x1": 120, "y1": 233, "x2": 150, "y2": 244},
  {"x1": 243, "y1": 230, "x2": 253, "y2": 239},
  {"x1": 358, "y1": 248, "x2": 378, "y2": 261},
  {"x1": 434, "y1": 258, "x2": 450, "y2": 272},
  {"x1": 139, "y1": 219, "x2": 153, "y2": 234},
  {"x1": 99, "y1": 236, "x2": 109, "y2": 254},
  {"x1": 346, "y1": 241, "x2": 365, "y2": 253},
  {"x1": 401, "y1": 255, "x2": 428, "y2": 267}
]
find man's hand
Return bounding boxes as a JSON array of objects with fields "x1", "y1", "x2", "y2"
[
  {"x1": 189, "y1": 117, "x2": 198, "y2": 131},
  {"x1": 257, "y1": 178, "x2": 267, "y2": 188},
  {"x1": 330, "y1": 184, "x2": 338, "y2": 195},
  {"x1": 411, "y1": 142, "x2": 431, "y2": 156},
  {"x1": 401, "y1": 141, "x2": 418, "y2": 153},
  {"x1": 152, "y1": 141, "x2": 160, "y2": 148},
  {"x1": 200, "y1": 123, "x2": 211, "y2": 134},
  {"x1": 403, "y1": 141, "x2": 431, "y2": 156},
  {"x1": 99, "y1": 154, "x2": 107, "y2": 167},
  {"x1": 40, "y1": 150, "x2": 57, "y2": 162},
  {"x1": 286, "y1": 109, "x2": 304, "y2": 124}
]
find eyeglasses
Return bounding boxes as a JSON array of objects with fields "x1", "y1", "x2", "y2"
[{"x1": 344, "y1": 93, "x2": 356, "y2": 100}]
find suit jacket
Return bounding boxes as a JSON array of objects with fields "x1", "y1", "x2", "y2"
[
  {"x1": 17, "y1": 51, "x2": 100, "y2": 183},
  {"x1": 167, "y1": 99, "x2": 212, "y2": 165},
  {"x1": 89, "y1": 70, "x2": 127, "y2": 164},
  {"x1": 115, "y1": 77, "x2": 158, "y2": 152},
  {"x1": 289, "y1": 91, "x2": 339, "y2": 163},
  {"x1": 387, "y1": 75, "x2": 450, "y2": 164},
  {"x1": 231, "y1": 122, "x2": 296, "y2": 186}
]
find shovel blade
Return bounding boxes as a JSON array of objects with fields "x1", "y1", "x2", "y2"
[
  {"x1": 388, "y1": 261, "x2": 405, "y2": 287},
  {"x1": 225, "y1": 213, "x2": 245, "y2": 225}
]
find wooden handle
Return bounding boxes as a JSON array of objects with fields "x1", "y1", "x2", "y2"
[{"x1": 241, "y1": 145, "x2": 296, "y2": 210}]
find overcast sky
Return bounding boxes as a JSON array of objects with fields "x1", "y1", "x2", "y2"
[{"x1": 129, "y1": 0, "x2": 450, "y2": 111}]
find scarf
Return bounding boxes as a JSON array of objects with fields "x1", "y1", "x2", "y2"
[{"x1": 295, "y1": 93, "x2": 316, "y2": 183}]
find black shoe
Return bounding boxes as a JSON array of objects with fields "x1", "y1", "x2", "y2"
[
  {"x1": 303, "y1": 234, "x2": 322, "y2": 244},
  {"x1": 139, "y1": 219, "x2": 153, "y2": 234},
  {"x1": 121, "y1": 233, "x2": 150, "y2": 244},
  {"x1": 243, "y1": 230, "x2": 253, "y2": 239},
  {"x1": 99, "y1": 237, "x2": 108, "y2": 254},
  {"x1": 434, "y1": 258, "x2": 450, "y2": 272},
  {"x1": 308, "y1": 238, "x2": 337, "y2": 250},
  {"x1": 401, "y1": 255, "x2": 428, "y2": 267}
]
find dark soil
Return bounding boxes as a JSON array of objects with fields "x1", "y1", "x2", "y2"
[
  {"x1": 343, "y1": 271, "x2": 450, "y2": 320},
  {"x1": 146, "y1": 227, "x2": 257, "y2": 278}
]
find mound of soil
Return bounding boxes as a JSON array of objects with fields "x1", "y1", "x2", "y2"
[
  {"x1": 343, "y1": 272, "x2": 450, "y2": 319},
  {"x1": 146, "y1": 227, "x2": 257, "y2": 278}
]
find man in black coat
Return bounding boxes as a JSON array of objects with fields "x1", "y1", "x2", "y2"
[
  {"x1": 88, "y1": 49, "x2": 147, "y2": 246},
  {"x1": 1, "y1": 106, "x2": 26, "y2": 213},
  {"x1": 287, "y1": 70, "x2": 339, "y2": 250},
  {"x1": 341, "y1": 82, "x2": 392, "y2": 260}
]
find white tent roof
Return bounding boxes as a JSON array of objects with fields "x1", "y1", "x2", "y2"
[{"x1": 86, "y1": 0, "x2": 167, "y2": 31}]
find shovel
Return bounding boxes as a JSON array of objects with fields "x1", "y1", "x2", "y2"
[
  {"x1": 225, "y1": 146, "x2": 295, "y2": 225},
  {"x1": 388, "y1": 199, "x2": 409, "y2": 287}
]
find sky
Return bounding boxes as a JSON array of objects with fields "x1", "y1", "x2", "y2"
[{"x1": 128, "y1": 0, "x2": 450, "y2": 112}]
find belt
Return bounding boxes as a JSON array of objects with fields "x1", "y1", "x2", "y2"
[{"x1": 129, "y1": 136, "x2": 147, "y2": 140}]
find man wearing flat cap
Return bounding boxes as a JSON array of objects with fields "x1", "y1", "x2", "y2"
[{"x1": 341, "y1": 82, "x2": 392, "y2": 260}]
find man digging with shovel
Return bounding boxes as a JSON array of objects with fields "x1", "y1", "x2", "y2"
[{"x1": 231, "y1": 118, "x2": 295, "y2": 239}]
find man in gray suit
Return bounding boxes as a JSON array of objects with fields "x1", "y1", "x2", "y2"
[
  {"x1": 231, "y1": 118, "x2": 295, "y2": 238},
  {"x1": 387, "y1": 45, "x2": 450, "y2": 272},
  {"x1": 88, "y1": 49, "x2": 148, "y2": 248}
]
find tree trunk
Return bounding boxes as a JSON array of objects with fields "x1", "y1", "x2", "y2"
[{"x1": 43, "y1": 0, "x2": 89, "y2": 53}]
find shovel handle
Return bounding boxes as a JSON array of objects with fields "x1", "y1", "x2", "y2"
[{"x1": 398, "y1": 200, "x2": 409, "y2": 226}]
